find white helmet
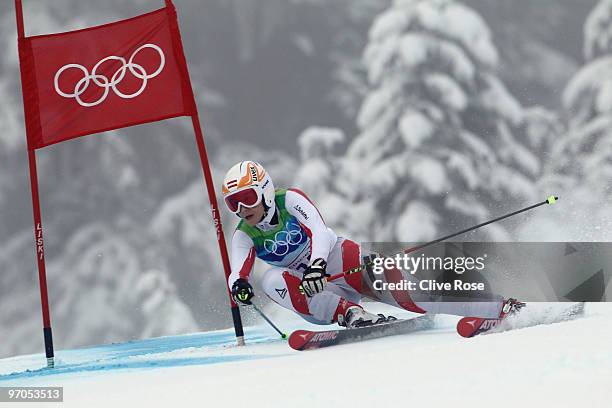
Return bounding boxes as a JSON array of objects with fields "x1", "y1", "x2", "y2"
[{"x1": 222, "y1": 161, "x2": 275, "y2": 214}]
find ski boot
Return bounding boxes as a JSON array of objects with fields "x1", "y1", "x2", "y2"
[
  {"x1": 456, "y1": 298, "x2": 526, "y2": 338},
  {"x1": 499, "y1": 298, "x2": 526, "y2": 318},
  {"x1": 338, "y1": 306, "x2": 396, "y2": 329}
]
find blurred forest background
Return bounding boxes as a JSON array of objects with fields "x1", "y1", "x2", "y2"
[{"x1": 1, "y1": 0, "x2": 611, "y2": 358}]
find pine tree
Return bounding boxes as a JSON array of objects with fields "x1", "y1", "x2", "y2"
[
  {"x1": 324, "y1": 0, "x2": 538, "y2": 242},
  {"x1": 539, "y1": 0, "x2": 612, "y2": 240},
  {"x1": 584, "y1": 0, "x2": 612, "y2": 60}
]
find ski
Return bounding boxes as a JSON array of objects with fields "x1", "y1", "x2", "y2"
[
  {"x1": 288, "y1": 314, "x2": 434, "y2": 351},
  {"x1": 457, "y1": 302, "x2": 585, "y2": 338}
]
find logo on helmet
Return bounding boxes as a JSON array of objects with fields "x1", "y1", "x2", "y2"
[{"x1": 249, "y1": 164, "x2": 258, "y2": 182}]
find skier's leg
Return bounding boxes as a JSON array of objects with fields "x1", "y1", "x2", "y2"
[
  {"x1": 376, "y1": 262, "x2": 506, "y2": 318},
  {"x1": 378, "y1": 263, "x2": 505, "y2": 318},
  {"x1": 324, "y1": 238, "x2": 399, "y2": 326},
  {"x1": 354, "y1": 245, "x2": 505, "y2": 318},
  {"x1": 324, "y1": 237, "x2": 366, "y2": 303},
  {"x1": 260, "y1": 266, "x2": 345, "y2": 324},
  {"x1": 411, "y1": 299, "x2": 504, "y2": 319}
]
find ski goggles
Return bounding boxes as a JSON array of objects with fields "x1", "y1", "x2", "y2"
[{"x1": 224, "y1": 187, "x2": 262, "y2": 213}]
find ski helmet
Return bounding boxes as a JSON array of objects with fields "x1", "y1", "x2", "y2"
[{"x1": 222, "y1": 161, "x2": 275, "y2": 214}]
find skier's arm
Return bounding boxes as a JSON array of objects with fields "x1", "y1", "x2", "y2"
[
  {"x1": 228, "y1": 229, "x2": 256, "y2": 289},
  {"x1": 285, "y1": 188, "x2": 336, "y2": 262}
]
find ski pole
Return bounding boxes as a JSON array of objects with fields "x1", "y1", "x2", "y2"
[
  {"x1": 252, "y1": 303, "x2": 287, "y2": 339},
  {"x1": 327, "y1": 195, "x2": 559, "y2": 282}
]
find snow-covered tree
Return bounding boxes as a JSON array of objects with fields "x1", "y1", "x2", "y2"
[
  {"x1": 320, "y1": 0, "x2": 538, "y2": 242},
  {"x1": 533, "y1": 0, "x2": 612, "y2": 241},
  {"x1": 327, "y1": 0, "x2": 389, "y2": 119},
  {"x1": 0, "y1": 224, "x2": 199, "y2": 357},
  {"x1": 293, "y1": 127, "x2": 351, "y2": 232},
  {"x1": 521, "y1": 107, "x2": 562, "y2": 155},
  {"x1": 585, "y1": 0, "x2": 612, "y2": 61}
]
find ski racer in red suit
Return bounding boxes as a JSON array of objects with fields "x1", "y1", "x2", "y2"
[{"x1": 222, "y1": 161, "x2": 523, "y2": 329}]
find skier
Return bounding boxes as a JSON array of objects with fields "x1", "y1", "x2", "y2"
[{"x1": 222, "y1": 161, "x2": 524, "y2": 330}]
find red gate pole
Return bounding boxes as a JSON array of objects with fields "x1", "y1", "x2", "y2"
[
  {"x1": 164, "y1": 0, "x2": 245, "y2": 345},
  {"x1": 15, "y1": 0, "x2": 55, "y2": 368},
  {"x1": 190, "y1": 114, "x2": 245, "y2": 346}
]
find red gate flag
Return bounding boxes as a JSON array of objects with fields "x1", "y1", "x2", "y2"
[
  {"x1": 15, "y1": 0, "x2": 246, "y2": 365},
  {"x1": 18, "y1": 4, "x2": 196, "y2": 150}
]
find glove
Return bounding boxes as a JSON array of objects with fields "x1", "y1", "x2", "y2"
[
  {"x1": 301, "y1": 258, "x2": 328, "y2": 297},
  {"x1": 231, "y1": 278, "x2": 254, "y2": 305}
]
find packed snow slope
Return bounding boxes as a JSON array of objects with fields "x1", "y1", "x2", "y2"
[{"x1": 1, "y1": 303, "x2": 611, "y2": 408}]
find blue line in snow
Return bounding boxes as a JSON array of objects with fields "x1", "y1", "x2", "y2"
[
  {"x1": 0, "y1": 327, "x2": 287, "y2": 382},
  {"x1": 0, "y1": 354, "x2": 275, "y2": 382}
]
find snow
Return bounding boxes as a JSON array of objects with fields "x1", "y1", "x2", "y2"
[
  {"x1": 424, "y1": 72, "x2": 468, "y2": 111},
  {"x1": 398, "y1": 33, "x2": 431, "y2": 69},
  {"x1": 521, "y1": 108, "x2": 561, "y2": 166},
  {"x1": 292, "y1": 34, "x2": 315, "y2": 56},
  {"x1": 2, "y1": 0, "x2": 607, "y2": 384},
  {"x1": 399, "y1": 109, "x2": 434, "y2": 148},
  {"x1": 596, "y1": 78, "x2": 612, "y2": 112},
  {"x1": 364, "y1": 34, "x2": 400, "y2": 85},
  {"x1": 490, "y1": 165, "x2": 537, "y2": 201},
  {"x1": 369, "y1": 5, "x2": 409, "y2": 43},
  {"x1": 435, "y1": 40, "x2": 477, "y2": 84},
  {"x1": 446, "y1": 152, "x2": 478, "y2": 189},
  {"x1": 297, "y1": 127, "x2": 345, "y2": 160},
  {"x1": 1, "y1": 303, "x2": 610, "y2": 407},
  {"x1": 584, "y1": 0, "x2": 612, "y2": 60},
  {"x1": 562, "y1": 56, "x2": 612, "y2": 117},
  {"x1": 349, "y1": 107, "x2": 399, "y2": 159},
  {"x1": 479, "y1": 74, "x2": 524, "y2": 125},
  {"x1": 497, "y1": 122, "x2": 540, "y2": 178},
  {"x1": 361, "y1": 154, "x2": 411, "y2": 196},
  {"x1": 458, "y1": 130, "x2": 494, "y2": 161},
  {"x1": 0, "y1": 220, "x2": 204, "y2": 358},
  {"x1": 334, "y1": 0, "x2": 540, "y2": 243},
  {"x1": 396, "y1": 33, "x2": 477, "y2": 85},
  {"x1": 551, "y1": 7, "x2": 612, "y2": 243},
  {"x1": 410, "y1": 157, "x2": 449, "y2": 194},
  {"x1": 150, "y1": 180, "x2": 213, "y2": 248},
  {"x1": 358, "y1": 86, "x2": 398, "y2": 128},
  {"x1": 0, "y1": 81, "x2": 23, "y2": 152},
  {"x1": 314, "y1": 193, "x2": 349, "y2": 230},
  {"x1": 445, "y1": 194, "x2": 488, "y2": 221},
  {"x1": 396, "y1": 200, "x2": 439, "y2": 241},
  {"x1": 49, "y1": 224, "x2": 199, "y2": 343},
  {"x1": 294, "y1": 127, "x2": 345, "y2": 205},
  {"x1": 412, "y1": 0, "x2": 498, "y2": 67}
]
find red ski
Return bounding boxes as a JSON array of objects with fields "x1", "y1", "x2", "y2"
[
  {"x1": 288, "y1": 315, "x2": 434, "y2": 351},
  {"x1": 456, "y1": 316, "x2": 503, "y2": 338},
  {"x1": 457, "y1": 302, "x2": 585, "y2": 338}
]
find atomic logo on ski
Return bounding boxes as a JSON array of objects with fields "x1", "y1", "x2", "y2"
[
  {"x1": 310, "y1": 332, "x2": 338, "y2": 342},
  {"x1": 465, "y1": 319, "x2": 477, "y2": 328}
]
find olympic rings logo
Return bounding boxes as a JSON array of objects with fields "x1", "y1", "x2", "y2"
[
  {"x1": 53, "y1": 43, "x2": 165, "y2": 107},
  {"x1": 264, "y1": 225, "x2": 304, "y2": 256}
]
